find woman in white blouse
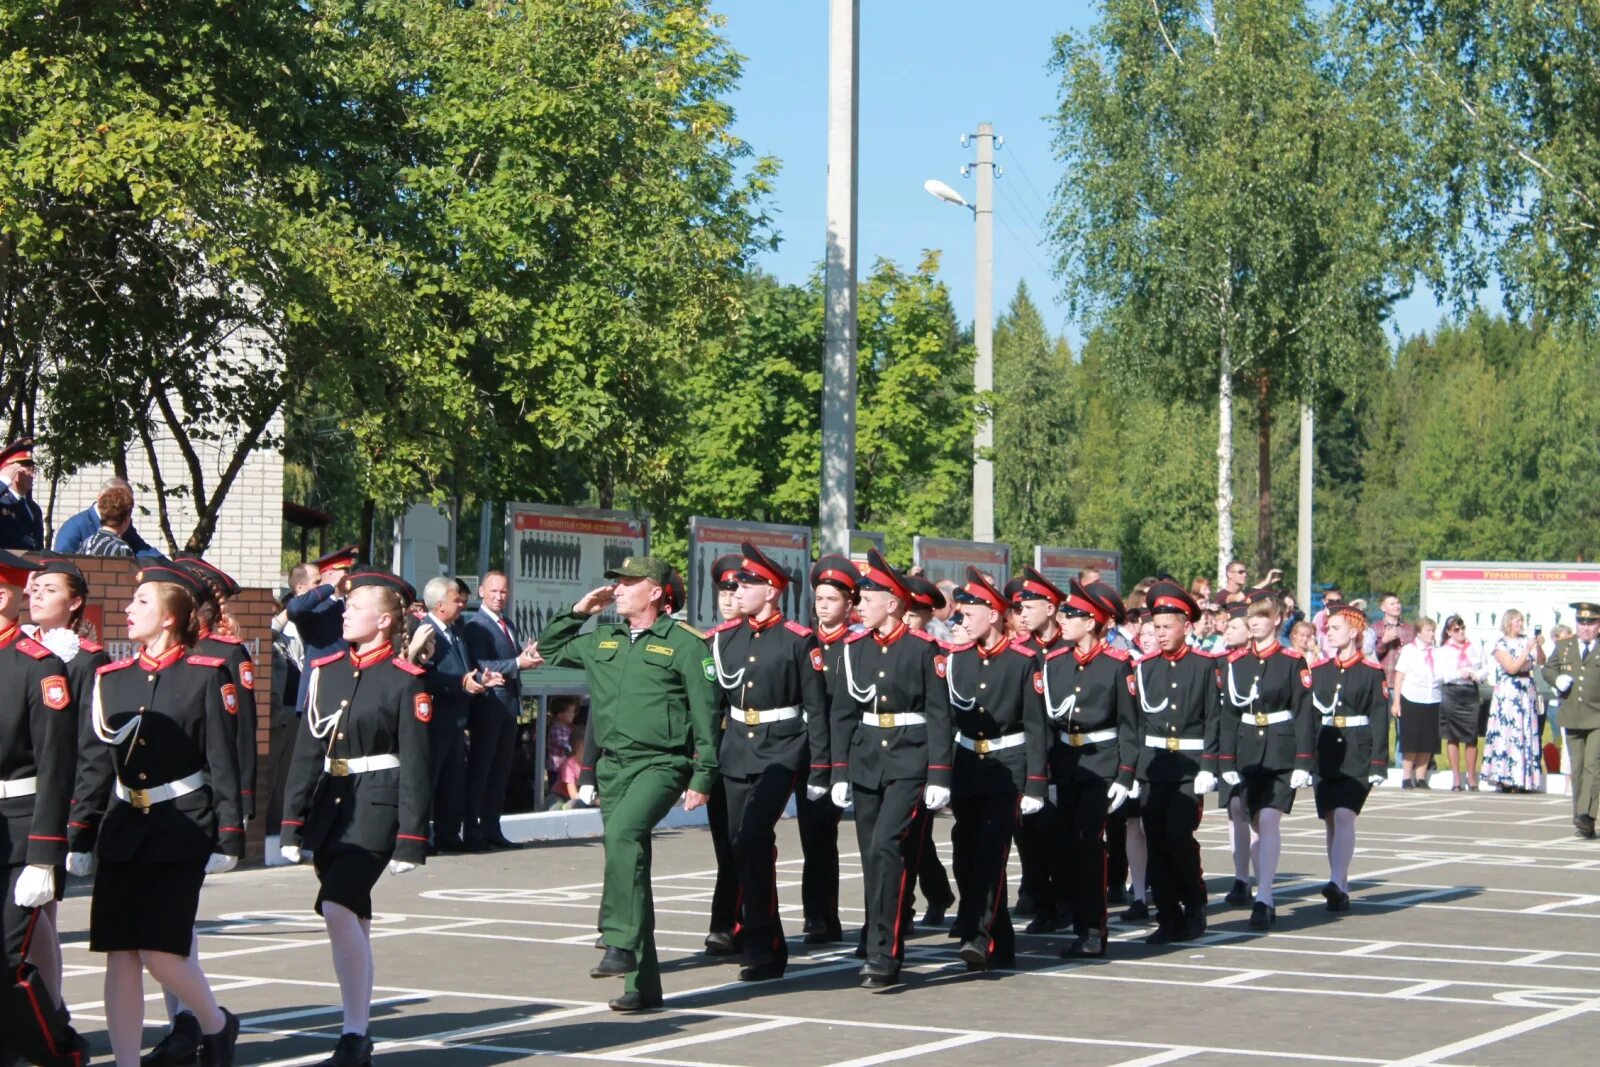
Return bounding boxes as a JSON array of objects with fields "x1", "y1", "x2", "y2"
[
  {"x1": 1437, "y1": 615, "x2": 1486, "y2": 790},
  {"x1": 1392, "y1": 619, "x2": 1442, "y2": 788}
]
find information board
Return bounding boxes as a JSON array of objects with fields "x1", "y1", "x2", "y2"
[
  {"x1": 1033, "y1": 546, "x2": 1123, "y2": 596},
  {"x1": 505, "y1": 503, "x2": 649, "y2": 644},
  {"x1": 687, "y1": 517, "x2": 812, "y2": 630},
  {"x1": 912, "y1": 536, "x2": 1012, "y2": 587},
  {"x1": 1418, "y1": 561, "x2": 1600, "y2": 652}
]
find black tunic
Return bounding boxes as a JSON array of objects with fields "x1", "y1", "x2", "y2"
[
  {"x1": 1042, "y1": 641, "x2": 1139, "y2": 788},
  {"x1": 62, "y1": 636, "x2": 111, "y2": 854},
  {"x1": 197, "y1": 631, "x2": 259, "y2": 822},
  {"x1": 0, "y1": 625, "x2": 76, "y2": 867},
  {"x1": 1219, "y1": 642, "x2": 1316, "y2": 776},
  {"x1": 829, "y1": 624, "x2": 953, "y2": 790},
  {"x1": 944, "y1": 637, "x2": 1049, "y2": 798},
  {"x1": 708, "y1": 614, "x2": 828, "y2": 782},
  {"x1": 1132, "y1": 646, "x2": 1222, "y2": 784}
]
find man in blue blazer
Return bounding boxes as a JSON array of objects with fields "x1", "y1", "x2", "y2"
[
  {"x1": 462, "y1": 571, "x2": 540, "y2": 850},
  {"x1": 51, "y1": 477, "x2": 163, "y2": 558},
  {"x1": 421, "y1": 575, "x2": 490, "y2": 851},
  {"x1": 285, "y1": 545, "x2": 360, "y2": 710}
]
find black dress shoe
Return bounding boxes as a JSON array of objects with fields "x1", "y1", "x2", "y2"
[
  {"x1": 703, "y1": 930, "x2": 739, "y2": 956},
  {"x1": 957, "y1": 938, "x2": 989, "y2": 971},
  {"x1": 1012, "y1": 894, "x2": 1037, "y2": 918},
  {"x1": 1224, "y1": 879, "x2": 1251, "y2": 906},
  {"x1": 434, "y1": 837, "x2": 466, "y2": 853},
  {"x1": 608, "y1": 990, "x2": 663, "y2": 1013},
  {"x1": 858, "y1": 957, "x2": 901, "y2": 989},
  {"x1": 315, "y1": 1032, "x2": 374, "y2": 1067},
  {"x1": 1107, "y1": 885, "x2": 1127, "y2": 905},
  {"x1": 803, "y1": 926, "x2": 842, "y2": 945},
  {"x1": 1577, "y1": 814, "x2": 1597, "y2": 839},
  {"x1": 1119, "y1": 899, "x2": 1150, "y2": 923},
  {"x1": 594, "y1": 935, "x2": 606, "y2": 949},
  {"x1": 1145, "y1": 923, "x2": 1186, "y2": 945},
  {"x1": 1184, "y1": 904, "x2": 1208, "y2": 939},
  {"x1": 738, "y1": 959, "x2": 786, "y2": 982},
  {"x1": 142, "y1": 1010, "x2": 201, "y2": 1066},
  {"x1": 1249, "y1": 902, "x2": 1275, "y2": 930},
  {"x1": 1415, "y1": 778, "x2": 1431, "y2": 789},
  {"x1": 590, "y1": 946, "x2": 638, "y2": 978},
  {"x1": 1322, "y1": 882, "x2": 1350, "y2": 912},
  {"x1": 487, "y1": 835, "x2": 521, "y2": 850},
  {"x1": 1062, "y1": 931, "x2": 1105, "y2": 958},
  {"x1": 920, "y1": 900, "x2": 952, "y2": 927},
  {"x1": 197, "y1": 1008, "x2": 239, "y2": 1067},
  {"x1": 1023, "y1": 913, "x2": 1059, "y2": 934}
]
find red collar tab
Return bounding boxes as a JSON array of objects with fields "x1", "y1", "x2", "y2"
[
  {"x1": 818, "y1": 624, "x2": 850, "y2": 645},
  {"x1": 1336, "y1": 650, "x2": 1361, "y2": 668},
  {"x1": 1075, "y1": 640, "x2": 1104, "y2": 666},
  {"x1": 1161, "y1": 644, "x2": 1190, "y2": 662},
  {"x1": 1253, "y1": 640, "x2": 1280, "y2": 658},
  {"x1": 0, "y1": 619, "x2": 17, "y2": 649},
  {"x1": 979, "y1": 635, "x2": 1010, "y2": 659},
  {"x1": 747, "y1": 611, "x2": 784, "y2": 633},
  {"x1": 873, "y1": 621, "x2": 907, "y2": 647},
  {"x1": 350, "y1": 644, "x2": 396, "y2": 669},
  {"x1": 138, "y1": 643, "x2": 187, "y2": 672},
  {"x1": 1033, "y1": 629, "x2": 1062, "y2": 650}
]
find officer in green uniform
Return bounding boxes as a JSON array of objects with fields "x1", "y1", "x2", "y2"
[
  {"x1": 538, "y1": 557, "x2": 720, "y2": 1012},
  {"x1": 1544, "y1": 602, "x2": 1600, "y2": 838}
]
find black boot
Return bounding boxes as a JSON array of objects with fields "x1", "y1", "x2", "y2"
[
  {"x1": 316, "y1": 1032, "x2": 374, "y2": 1067},
  {"x1": 1062, "y1": 931, "x2": 1105, "y2": 958},
  {"x1": 1119, "y1": 899, "x2": 1150, "y2": 923},
  {"x1": 957, "y1": 938, "x2": 988, "y2": 971},
  {"x1": 1223, "y1": 879, "x2": 1251, "y2": 906},
  {"x1": 141, "y1": 1010, "x2": 202, "y2": 1066},
  {"x1": 1249, "y1": 901, "x2": 1276, "y2": 930},
  {"x1": 197, "y1": 1008, "x2": 239, "y2": 1067},
  {"x1": 590, "y1": 946, "x2": 638, "y2": 978}
]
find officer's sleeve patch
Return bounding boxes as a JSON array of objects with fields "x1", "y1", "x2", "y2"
[
  {"x1": 810, "y1": 647, "x2": 824, "y2": 672},
  {"x1": 702, "y1": 657, "x2": 716, "y2": 682},
  {"x1": 1033, "y1": 671, "x2": 1044, "y2": 695},
  {"x1": 41, "y1": 675, "x2": 70, "y2": 710},
  {"x1": 1127, "y1": 674, "x2": 1138, "y2": 697},
  {"x1": 1301, "y1": 669, "x2": 1313, "y2": 689},
  {"x1": 239, "y1": 659, "x2": 255, "y2": 691},
  {"x1": 414, "y1": 693, "x2": 433, "y2": 723},
  {"x1": 221, "y1": 683, "x2": 240, "y2": 716},
  {"x1": 934, "y1": 655, "x2": 947, "y2": 679}
]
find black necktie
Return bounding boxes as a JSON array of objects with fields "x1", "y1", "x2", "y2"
[{"x1": 1584, "y1": 642, "x2": 1592, "y2": 664}]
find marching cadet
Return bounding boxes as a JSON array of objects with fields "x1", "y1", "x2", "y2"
[
  {"x1": 703, "y1": 543, "x2": 828, "y2": 981},
  {"x1": 175, "y1": 555, "x2": 260, "y2": 826},
  {"x1": 545, "y1": 557, "x2": 721, "y2": 1012},
  {"x1": 800, "y1": 554, "x2": 859, "y2": 944},
  {"x1": 83, "y1": 563, "x2": 244, "y2": 1066},
  {"x1": 1543, "y1": 603, "x2": 1600, "y2": 839},
  {"x1": 1134, "y1": 580, "x2": 1221, "y2": 944},
  {"x1": 943, "y1": 567, "x2": 1048, "y2": 971},
  {"x1": 0, "y1": 551, "x2": 86, "y2": 1066},
  {"x1": 1041, "y1": 580, "x2": 1138, "y2": 958},
  {"x1": 279, "y1": 568, "x2": 433, "y2": 1067},
  {"x1": 1006, "y1": 567, "x2": 1069, "y2": 934},
  {"x1": 701, "y1": 553, "x2": 744, "y2": 958},
  {"x1": 829, "y1": 549, "x2": 952, "y2": 989},
  {"x1": 1217, "y1": 590, "x2": 1315, "y2": 930},
  {"x1": 901, "y1": 574, "x2": 956, "y2": 930},
  {"x1": 0, "y1": 439, "x2": 43, "y2": 551},
  {"x1": 1216, "y1": 599, "x2": 1256, "y2": 907},
  {"x1": 1311, "y1": 604, "x2": 1390, "y2": 913}
]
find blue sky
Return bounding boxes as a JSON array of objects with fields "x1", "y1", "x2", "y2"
[{"x1": 715, "y1": 1, "x2": 1465, "y2": 352}]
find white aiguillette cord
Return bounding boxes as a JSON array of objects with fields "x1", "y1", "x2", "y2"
[
  {"x1": 1135, "y1": 660, "x2": 1169, "y2": 715},
  {"x1": 710, "y1": 630, "x2": 747, "y2": 702},
  {"x1": 842, "y1": 638, "x2": 877, "y2": 704},
  {"x1": 91, "y1": 675, "x2": 142, "y2": 747},
  {"x1": 1227, "y1": 658, "x2": 1260, "y2": 708},
  {"x1": 1041, "y1": 655, "x2": 1075, "y2": 720},
  {"x1": 946, "y1": 649, "x2": 975, "y2": 713},
  {"x1": 305, "y1": 666, "x2": 345, "y2": 741}
]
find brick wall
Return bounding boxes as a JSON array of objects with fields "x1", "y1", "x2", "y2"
[{"x1": 23, "y1": 553, "x2": 277, "y2": 865}]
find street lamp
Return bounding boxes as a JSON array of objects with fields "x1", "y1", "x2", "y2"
[{"x1": 923, "y1": 179, "x2": 971, "y2": 211}]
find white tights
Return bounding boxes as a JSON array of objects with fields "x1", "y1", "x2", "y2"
[
  {"x1": 1126, "y1": 818, "x2": 1149, "y2": 903},
  {"x1": 324, "y1": 902, "x2": 374, "y2": 1035},
  {"x1": 1323, "y1": 808, "x2": 1358, "y2": 891},
  {"x1": 1251, "y1": 808, "x2": 1283, "y2": 905},
  {"x1": 104, "y1": 948, "x2": 224, "y2": 1067},
  {"x1": 1227, "y1": 796, "x2": 1259, "y2": 884}
]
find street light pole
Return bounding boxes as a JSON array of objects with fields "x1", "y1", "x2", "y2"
[
  {"x1": 1297, "y1": 401, "x2": 1313, "y2": 610},
  {"x1": 819, "y1": 0, "x2": 859, "y2": 556},
  {"x1": 971, "y1": 122, "x2": 995, "y2": 544}
]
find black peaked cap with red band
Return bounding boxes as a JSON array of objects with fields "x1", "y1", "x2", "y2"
[
  {"x1": 343, "y1": 566, "x2": 416, "y2": 605},
  {"x1": 1243, "y1": 586, "x2": 1279, "y2": 607},
  {"x1": 1017, "y1": 565, "x2": 1065, "y2": 606},
  {"x1": 710, "y1": 553, "x2": 743, "y2": 591},
  {"x1": 954, "y1": 565, "x2": 1008, "y2": 614},
  {"x1": 1085, "y1": 581, "x2": 1126, "y2": 625},
  {"x1": 174, "y1": 553, "x2": 242, "y2": 599},
  {"x1": 903, "y1": 574, "x2": 945, "y2": 612},
  {"x1": 1146, "y1": 580, "x2": 1200, "y2": 622},
  {"x1": 0, "y1": 548, "x2": 41, "y2": 588},
  {"x1": 661, "y1": 568, "x2": 686, "y2": 614},
  {"x1": 736, "y1": 541, "x2": 792, "y2": 590},
  {"x1": 315, "y1": 544, "x2": 361, "y2": 570},
  {"x1": 1058, "y1": 579, "x2": 1110, "y2": 625},
  {"x1": 134, "y1": 563, "x2": 211, "y2": 601},
  {"x1": 811, "y1": 554, "x2": 860, "y2": 595},
  {"x1": 856, "y1": 548, "x2": 912, "y2": 602},
  {"x1": 0, "y1": 438, "x2": 35, "y2": 468}
]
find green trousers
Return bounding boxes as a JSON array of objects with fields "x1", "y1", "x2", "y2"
[{"x1": 596, "y1": 750, "x2": 692, "y2": 996}]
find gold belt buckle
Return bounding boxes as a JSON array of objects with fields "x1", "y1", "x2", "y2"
[
  {"x1": 878, "y1": 713, "x2": 896, "y2": 728},
  {"x1": 1166, "y1": 736, "x2": 1180, "y2": 752},
  {"x1": 975, "y1": 738, "x2": 993, "y2": 755},
  {"x1": 744, "y1": 709, "x2": 761, "y2": 726},
  {"x1": 1069, "y1": 733, "x2": 1086, "y2": 747},
  {"x1": 127, "y1": 787, "x2": 151, "y2": 809},
  {"x1": 1333, "y1": 716, "x2": 1347, "y2": 729},
  {"x1": 1254, "y1": 712, "x2": 1270, "y2": 727},
  {"x1": 329, "y1": 758, "x2": 350, "y2": 777}
]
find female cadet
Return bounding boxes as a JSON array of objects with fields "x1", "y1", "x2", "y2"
[
  {"x1": 85, "y1": 564, "x2": 244, "y2": 1066},
  {"x1": 1310, "y1": 604, "x2": 1390, "y2": 913},
  {"x1": 1218, "y1": 590, "x2": 1315, "y2": 930},
  {"x1": 1216, "y1": 600, "x2": 1256, "y2": 908},
  {"x1": 175, "y1": 555, "x2": 260, "y2": 824},
  {"x1": 280, "y1": 568, "x2": 432, "y2": 1067}
]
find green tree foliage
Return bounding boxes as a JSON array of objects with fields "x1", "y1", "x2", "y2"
[{"x1": 992, "y1": 282, "x2": 1076, "y2": 547}]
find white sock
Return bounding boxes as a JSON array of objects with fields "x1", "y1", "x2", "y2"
[
  {"x1": 1329, "y1": 810, "x2": 1358, "y2": 891},
  {"x1": 1127, "y1": 820, "x2": 1149, "y2": 903},
  {"x1": 1254, "y1": 809, "x2": 1282, "y2": 906},
  {"x1": 325, "y1": 903, "x2": 374, "y2": 1035},
  {"x1": 1228, "y1": 797, "x2": 1251, "y2": 882}
]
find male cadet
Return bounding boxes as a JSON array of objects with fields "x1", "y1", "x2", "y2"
[
  {"x1": 1006, "y1": 566, "x2": 1070, "y2": 933},
  {"x1": 1545, "y1": 602, "x2": 1600, "y2": 838},
  {"x1": 943, "y1": 567, "x2": 1048, "y2": 971},
  {"x1": 800, "y1": 554, "x2": 859, "y2": 944},
  {"x1": 0, "y1": 550, "x2": 87, "y2": 1065},
  {"x1": 0, "y1": 439, "x2": 43, "y2": 551},
  {"x1": 701, "y1": 553, "x2": 744, "y2": 957},
  {"x1": 543, "y1": 557, "x2": 720, "y2": 1012},
  {"x1": 286, "y1": 545, "x2": 360, "y2": 711},
  {"x1": 703, "y1": 543, "x2": 827, "y2": 981},
  {"x1": 1135, "y1": 580, "x2": 1222, "y2": 944},
  {"x1": 900, "y1": 574, "x2": 956, "y2": 929},
  {"x1": 829, "y1": 549, "x2": 952, "y2": 989}
]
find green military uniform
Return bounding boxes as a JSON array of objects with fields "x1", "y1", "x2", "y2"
[
  {"x1": 1542, "y1": 605, "x2": 1600, "y2": 837},
  {"x1": 539, "y1": 559, "x2": 720, "y2": 1001}
]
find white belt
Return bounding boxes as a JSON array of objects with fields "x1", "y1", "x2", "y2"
[
  {"x1": 730, "y1": 705, "x2": 801, "y2": 726},
  {"x1": 0, "y1": 776, "x2": 37, "y2": 800},
  {"x1": 862, "y1": 712, "x2": 927, "y2": 728},
  {"x1": 1144, "y1": 735, "x2": 1205, "y2": 751},
  {"x1": 1322, "y1": 715, "x2": 1369, "y2": 728},
  {"x1": 956, "y1": 731, "x2": 1026, "y2": 754},
  {"x1": 115, "y1": 770, "x2": 205, "y2": 809},
  {"x1": 324, "y1": 754, "x2": 402, "y2": 776},
  {"x1": 1242, "y1": 710, "x2": 1294, "y2": 727},
  {"x1": 1060, "y1": 728, "x2": 1117, "y2": 748}
]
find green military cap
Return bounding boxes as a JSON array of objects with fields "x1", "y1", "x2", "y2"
[
  {"x1": 605, "y1": 555, "x2": 671, "y2": 583},
  {"x1": 1572, "y1": 602, "x2": 1600, "y2": 623}
]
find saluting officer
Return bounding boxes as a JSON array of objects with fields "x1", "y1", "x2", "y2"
[
  {"x1": 1134, "y1": 580, "x2": 1221, "y2": 945},
  {"x1": 1006, "y1": 567, "x2": 1069, "y2": 934},
  {"x1": 0, "y1": 550, "x2": 86, "y2": 1066},
  {"x1": 703, "y1": 543, "x2": 827, "y2": 981},
  {"x1": 799, "y1": 554, "x2": 858, "y2": 944},
  {"x1": 1310, "y1": 604, "x2": 1390, "y2": 913},
  {"x1": 543, "y1": 557, "x2": 721, "y2": 1013},
  {"x1": 1544, "y1": 603, "x2": 1600, "y2": 838},
  {"x1": 701, "y1": 553, "x2": 744, "y2": 957},
  {"x1": 286, "y1": 545, "x2": 361, "y2": 711},
  {"x1": 829, "y1": 549, "x2": 952, "y2": 990},
  {"x1": 1041, "y1": 580, "x2": 1138, "y2": 959},
  {"x1": 944, "y1": 567, "x2": 1048, "y2": 971},
  {"x1": 280, "y1": 568, "x2": 433, "y2": 1067},
  {"x1": 1217, "y1": 589, "x2": 1315, "y2": 930},
  {"x1": 0, "y1": 439, "x2": 43, "y2": 551}
]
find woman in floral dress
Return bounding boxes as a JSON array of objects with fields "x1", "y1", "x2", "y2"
[{"x1": 1483, "y1": 609, "x2": 1546, "y2": 793}]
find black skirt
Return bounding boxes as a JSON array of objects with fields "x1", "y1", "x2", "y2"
[
  {"x1": 1314, "y1": 776, "x2": 1372, "y2": 818},
  {"x1": 1242, "y1": 769, "x2": 1296, "y2": 816},
  {"x1": 313, "y1": 848, "x2": 391, "y2": 920},
  {"x1": 1440, "y1": 684, "x2": 1480, "y2": 743},
  {"x1": 1217, "y1": 779, "x2": 1244, "y2": 811},
  {"x1": 1399, "y1": 698, "x2": 1442, "y2": 753},
  {"x1": 89, "y1": 858, "x2": 206, "y2": 955}
]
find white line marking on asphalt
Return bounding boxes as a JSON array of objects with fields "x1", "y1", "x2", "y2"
[{"x1": 1383, "y1": 993, "x2": 1600, "y2": 1065}]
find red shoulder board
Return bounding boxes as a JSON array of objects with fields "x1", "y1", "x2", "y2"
[
  {"x1": 78, "y1": 637, "x2": 104, "y2": 653},
  {"x1": 907, "y1": 629, "x2": 935, "y2": 642},
  {"x1": 310, "y1": 651, "x2": 346, "y2": 669},
  {"x1": 845, "y1": 630, "x2": 872, "y2": 644},
  {"x1": 186, "y1": 654, "x2": 226, "y2": 668},
  {"x1": 1362, "y1": 656, "x2": 1383, "y2": 671},
  {"x1": 1227, "y1": 647, "x2": 1250, "y2": 663},
  {"x1": 13, "y1": 637, "x2": 51, "y2": 660},
  {"x1": 783, "y1": 620, "x2": 814, "y2": 638},
  {"x1": 208, "y1": 633, "x2": 244, "y2": 645},
  {"x1": 97, "y1": 657, "x2": 136, "y2": 675},
  {"x1": 1281, "y1": 647, "x2": 1304, "y2": 660},
  {"x1": 1008, "y1": 643, "x2": 1040, "y2": 658},
  {"x1": 1203, "y1": 648, "x2": 1228, "y2": 659},
  {"x1": 707, "y1": 619, "x2": 741, "y2": 635},
  {"x1": 391, "y1": 658, "x2": 425, "y2": 676},
  {"x1": 1010, "y1": 634, "x2": 1033, "y2": 645},
  {"x1": 1044, "y1": 646, "x2": 1074, "y2": 661},
  {"x1": 941, "y1": 640, "x2": 975, "y2": 654},
  {"x1": 1103, "y1": 647, "x2": 1130, "y2": 662}
]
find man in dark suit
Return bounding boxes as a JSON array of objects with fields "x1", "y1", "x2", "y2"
[
  {"x1": 0, "y1": 439, "x2": 43, "y2": 551},
  {"x1": 285, "y1": 545, "x2": 360, "y2": 710},
  {"x1": 51, "y1": 476, "x2": 162, "y2": 559},
  {"x1": 463, "y1": 571, "x2": 539, "y2": 850},
  {"x1": 421, "y1": 575, "x2": 489, "y2": 851}
]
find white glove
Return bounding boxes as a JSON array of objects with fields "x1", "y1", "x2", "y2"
[
  {"x1": 1368, "y1": 774, "x2": 1386, "y2": 786},
  {"x1": 280, "y1": 845, "x2": 303, "y2": 864},
  {"x1": 1290, "y1": 769, "x2": 1314, "y2": 790},
  {"x1": 204, "y1": 853, "x2": 238, "y2": 875},
  {"x1": 1556, "y1": 673, "x2": 1574, "y2": 696},
  {"x1": 1129, "y1": 779, "x2": 1142, "y2": 800},
  {"x1": 1221, "y1": 771, "x2": 1241, "y2": 786},
  {"x1": 576, "y1": 784, "x2": 597, "y2": 806},
  {"x1": 388, "y1": 860, "x2": 417, "y2": 876},
  {"x1": 1106, "y1": 782, "x2": 1130, "y2": 813},
  {"x1": 831, "y1": 782, "x2": 852, "y2": 808},
  {"x1": 64, "y1": 852, "x2": 94, "y2": 877},
  {"x1": 805, "y1": 784, "x2": 827, "y2": 802},
  {"x1": 1193, "y1": 771, "x2": 1217, "y2": 795},
  {"x1": 13, "y1": 865, "x2": 55, "y2": 908},
  {"x1": 1019, "y1": 795, "x2": 1044, "y2": 816},
  {"x1": 923, "y1": 784, "x2": 951, "y2": 810}
]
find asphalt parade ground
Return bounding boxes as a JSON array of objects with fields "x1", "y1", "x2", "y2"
[{"x1": 52, "y1": 788, "x2": 1600, "y2": 1066}]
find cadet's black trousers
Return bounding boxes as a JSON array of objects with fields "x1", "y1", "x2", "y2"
[
  {"x1": 4, "y1": 863, "x2": 35, "y2": 971},
  {"x1": 950, "y1": 790, "x2": 1018, "y2": 965},
  {"x1": 795, "y1": 785, "x2": 842, "y2": 934},
  {"x1": 915, "y1": 813, "x2": 954, "y2": 913},
  {"x1": 852, "y1": 778, "x2": 927, "y2": 964},
  {"x1": 1142, "y1": 779, "x2": 1205, "y2": 927},
  {"x1": 707, "y1": 777, "x2": 741, "y2": 940},
  {"x1": 1056, "y1": 776, "x2": 1112, "y2": 938},
  {"x1": 725, "y1": 764, "x2": 799, "y2": 967},
  {"x1": 1015, "y1": 799, "x2": 1067, "y2": 918}
]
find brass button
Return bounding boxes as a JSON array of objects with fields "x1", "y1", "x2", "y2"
[
  {"x1": 980, "y1": 683, "x2": 987, "y2": 690},
  {"x1": 1171, "y1": 682, "x2": 1177, "y2": 689},
  {"x1": 337, "y1": 733, "x2": 346, "y2": 741},
  {"x1": 747, "y1": 731, "x2": 755, "y2": 739},
  {"x1": 340, "y1": 700, "x2": 349, "y2": 708},
  {"x1": 353, "y1": 671, "x2": 360, "y2": 678},
  {"x1": 881, "y1": 647, "x2": 888, "y2": 654},
  {"x1": 1075, "y1": 687, "x2": 1081, "y2": 694},
  {"x1": 881, "y1": 739, "x2": 889, "y2": 747},
  {"x1": 138, "y1": 773, "x2": 148, "y2": 781},
  {"x1": 147, "y1": 674, "x2": 155, "y2": 682},
  {"x1": 334, "y1": 797, "x2": 342, "y2": 804},
  {"x1": 879, "y1": 695, "x2": 887, "y2": 703},
  {"x1": 137, "y1": 738, "x2": 146, "y2": 747},
  {"x1": 746, "y1": 682, "x2": 754, "y2": 689},
  {"x1": 749, "y1": 656, "x2": 756, "y2": 663},
  {"x1": 138, "y1": 705, "x2": 146, "y2": 712},
  {"x1": 879, "y1": 671, "x2": 886, "y2": 678}
]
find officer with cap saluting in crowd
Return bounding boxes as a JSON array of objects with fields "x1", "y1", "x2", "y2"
[
  {"x1": 0, "y1": 439, "x2": 43, "y2": 551},
  {"x1": 1546, "y1": 602, "x2": 1600, "y2": 839},
  {"x1": 540, "y1": 556, "x2": 721, "y2": 1012}
]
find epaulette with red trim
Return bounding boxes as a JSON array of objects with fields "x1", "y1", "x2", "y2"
[
  {"x1": 783, "y1": 620, "x2": 814, "y2": 638},
  {"x1": 1044, "y1": 645, "x2": 1074, "y2": 661},
  {"x1": 907, "y1": 629, "x2": 935, "y2": 642},
  {"x1": 1010, "y1": 634, "x2": 1034, "y2": 645},
  {"x1": 1281, "y1": 647, "x2": 1304, "y2": 660},
  {"x1": 1102, "y1": 646, "x2": 1131, "y2": 662},
  {"x1": 845, "y1": 630, "x2": 873, "y2": 644},
  {"x1": 1227, "y1": 647, "x2": 1251, "y2": 663},
  {"x1": 206, "y1": 633, "x2": 244, "y2": 646},
  {"x1": 13, "y1": 637, "x2": 52, "y2": 660},
  {"x1": 1007, "y1": 643, "x2": 1041, "y2": 658},
  {"x1": 310, "y1": 651, "x2": 346, "y2": 669},
  {"x1": 391, "y1": 658, "x2": 425, "y2": 676},
  {"x1": 186, "y1": 654, "x2": 226, "y2": 668},
  {"x1": 97, "y1": 657, "x2": 136, "y2": 675},
  {"x1": 79, "y1": 637, "x2": 104, "y2": 653},
  {"x1": 942, "y1": 640, "x2": 975, "y2": 654},
  {"x1": 1201, "y1": 648, "x2": 1228, "y2": 659},
  {"x1": 1361, "y1": 656, "x2": 1383, "y2": 671},
  {"x1": 705, "y1": 619, "x2": 741, "y2": 637}
]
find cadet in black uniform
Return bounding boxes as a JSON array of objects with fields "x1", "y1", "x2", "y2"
[
  {"x1": 176, "y1": 555, "x2": 260, "y2": 825},
  {"x1": 1311, "y1": 604, "x2": 1390, "y2": 913},
  {"x1": 1216, "y1": 599, "x2": 1256, "y2": 908},
  {"x1": 901, "y1": 574, "x2": 955, "y2": 930},
  {"x1": 0, "y1": 551, "x2": 86, "y2": 1066},
  {"x1": 1006, "y1": 567, "x2": 1070, "y2": 933},
  {"x1": 1041, "y1": 580, "x2": 1139, "y2": 958},
  {"x1": 701, "y1": 553, "x2": 744, "y2": 958},
  {"x1": 703, "y1": 543, "x2": 828, "y2": 981},
  {"x1": 1217, "y1": 590, "x2": 1315, "y2": 930},
  {"x1": 799, "y1": 554, "x2": 855, "y2": 944},
  {"x1": 83, "y1": 563, "x2": 243, "y2": 1066},
  {"x1": 944, "y1": 567, "x2": 1048, "y2": 971},
  {"x1": 830, "y1": 550, "x2": 953, "y2": 989},
  {"x1": 1134, "y1": 581, "x2": 1221, "y2": 945},
  {"x1": 280, "y1": 568, "x2": 433, "y2": 1067}
]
